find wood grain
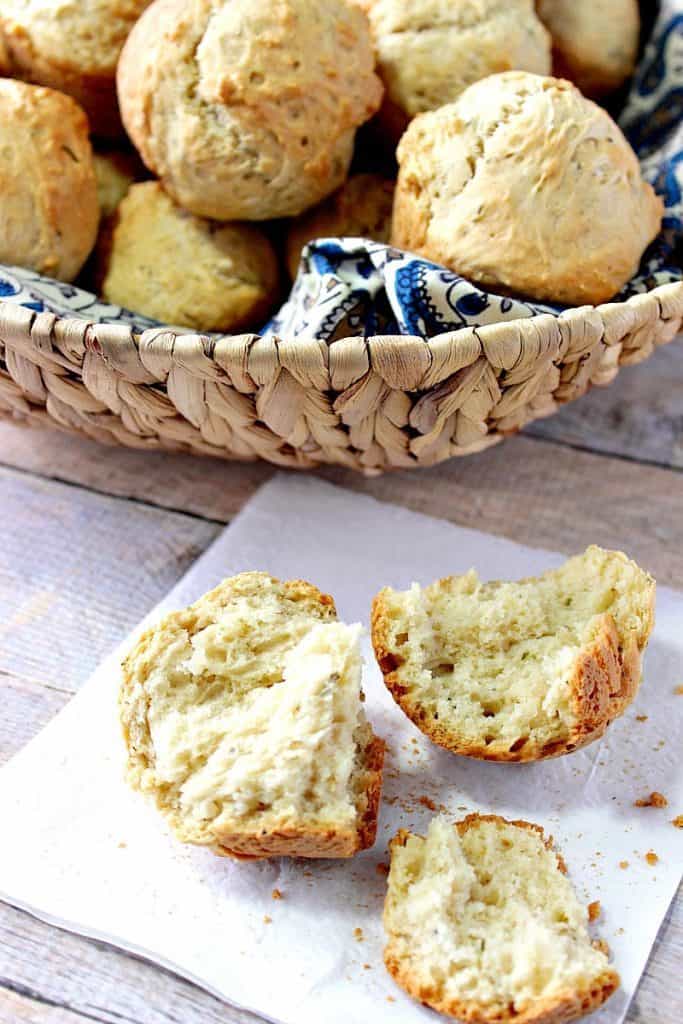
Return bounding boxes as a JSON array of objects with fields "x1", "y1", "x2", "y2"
[
  {"x1": 0, "y1": 468, "x2": 219, "y2": 688},
  {"x1": 1, "y1": 424, "x2": 683, "y2": 584},
  {"x1": 528, "y1": 342, "x2": 683, "y2": 468},
  {"x1": 0, "y1": 987, "x2": 89, "y2": 1024}
]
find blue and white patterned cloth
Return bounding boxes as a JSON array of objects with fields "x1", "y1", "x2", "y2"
[{"x1": 1, "y1": 1, "x2": 681, "y2": 342}]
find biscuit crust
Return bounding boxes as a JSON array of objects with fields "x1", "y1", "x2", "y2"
[
  {"x1": 384, "y1": 814, "x2": 620, "y2": 1024},
  {"x1": 392, "y1": 71, "x2": 663, "y2": 306},
  {"x1": 118, "y1": 0, "x2": 383, "y2": 220},
  {"x1": 0, "y1": 79, "x2": 99, "y2": 281}
]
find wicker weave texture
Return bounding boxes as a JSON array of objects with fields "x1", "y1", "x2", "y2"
[{"x1": 1, "y1": 282, "x2": 682, "y2": 473}]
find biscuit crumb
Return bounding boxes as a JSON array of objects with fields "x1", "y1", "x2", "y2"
[
  {"x1": 354, "y1": 927, "x2": 364, "y2": 942},
  {"x1": 117, "y1": 841, "x2": 127, "y2": 849},
  {"x1": 672, "y1": 815, "x2": 683, "y2": 829},
  {"x1": 588, "y1": 901, "x2": 601, "y2": 922},
  {"x1": 592, "y1": 938, "x2": 610, "y2": 956},
  {"x1": 645, "y1": 851, "x2": 659, "y2": 866},
  {"x1": 418, "y1": 796, "x2": 437, "y2": 811},
  {"x1": 635, "y1": 792, "x2": 668, "y2": 808},
  {"x1": 675, "y1": 684, "x2": 683, "y2": 695},
  {"x1": 263, "y1": 915, "x2": 272, "y2": 924},
  {"x1": 387, "y1": 996, "x2": 396, "y2": 1003},
  {"x1": 619, "y1": 860, "x2": 629, "y2": 869},
  {"x1": 272, "y1": 889, "x2": 283, "y2": 901},
  {"x1": 376, "y1": 862, "x2": 390, "y2": 876},
  {"x1": 363, "y1": 963, "x2": 372, "y2": 970},
  {"x1": 635, "y1": 715, "x2": 648, "y2": 722}
]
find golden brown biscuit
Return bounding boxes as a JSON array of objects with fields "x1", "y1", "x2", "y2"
[
  {"x1": 372, "y1": 546, "x2": 655, "y2": 762},
  {"x1": 537, "y1": 0, "x2": 640, "y2": 96},
  {"x1": 355, "y1": 0, "x2": 550, "y2": 138},
  {"x1": 384, "y1": 814, "x2": 619, "y2": 1023},
  {"x1": 96, "y1": 182, "x2": 280, "y2": 332},
  {"x1": 285, "y1": 174, "x2": 395, "y2": 278},
  {"x1": 93, "y1": 149, "x2": 145, "y2": 218},
  {"x1": 0, "y1": 0, "x2": 151, "y2": 138},
  {"x1": 120, "y1": 572, "x2": 385, "y2": 860},
  {"x1": 392, "y1": 72, "x2": 663, "y2": 306},
  {"x1": 0, "y1": 79, "x2": 99, "y2": 282},
  {"x1": 117, "y1": 0, "x2": 383, "y2": 221}
]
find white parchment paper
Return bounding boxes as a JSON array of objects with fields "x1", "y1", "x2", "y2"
[{"x1": 0, "y1": 475, "x2": 681, "y2": 1024}]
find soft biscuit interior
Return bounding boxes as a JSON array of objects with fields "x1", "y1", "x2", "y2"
[
  {"x1": 122, "y1": 578, "x2": 373, "y2": 842},
  {"x1": 377, "y1": 547, "x2": 653, "y2": 755},
  {"x1": 384, "y1": 815, "x2": 615, "y2": 1015}
]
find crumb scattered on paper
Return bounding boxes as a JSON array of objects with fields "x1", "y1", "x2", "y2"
[
  {"x1": 588, "y1": 901, "x2": 601, "y2": 922},
  {"x1": 117, "y1": 841, "x2": 127, "y2": 849},
  {"x1": 354, "y1": 927, "x2": 364, "y2": 942},
  {"x1": 645, "y1": 851, "x2": 659, "y2": 866},
  {"x1": 675, "y1": 684, "x2": 683, "y2": 695},
  {"x1": 418, "y1": 796, "x2": 437, "y2": 811},
  {"x1": 672, "y1": 816, "x2": 683, "y2": 829},
  {"x1": 636, "y1": 715, "x2": 648, "y2": 722},
  {"x1": 619, "y1": 860, "x2": 629, "y2": 869},
  {"x1": 272, "y1": 889, "x2": 283, "y2": 901},
  {"x1": 363, "y1": 963, "x2": 372, "y2": 970},
  {"x1": 635, "y1": 792, "x2": 668, "y2": 808},
  {"x1": 263, "y1": 915, "x2": 272, "y2": 925},
  {"x1": 593, "y1": 938, "x2": 610, "y2": 956},
  {"x1": 387, "y1": 996, "x2": 396, "y2": 1003}
]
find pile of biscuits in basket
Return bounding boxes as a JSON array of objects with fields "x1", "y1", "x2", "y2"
[
  {"x1": 0, "y1": 0, "x2": 662, "y2": 335},
  {"x1": 120, "y1": 545, "x2": 656, "y2": 1023}
]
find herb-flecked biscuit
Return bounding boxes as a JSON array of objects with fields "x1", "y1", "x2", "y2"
[
  {"x1": 372, "y1": 546, "x2": 655, "y2": 762},
  {"x1": 120, "y1": 572, "x2": 385, "y2": 860},
  {"x1": 384, "y1": 814, "x2": 619, "y2": 1022},
  {"x1": 354, "y1": 0, "x2": 550, "y2": 137},
  {"x1": 0, "y1": 0, "x2": 151, "y2": 137},
  {"x1": 0, "y1": 79, "x2": 99, "y2": 281},
  {"x1": 392, "y1": 72, "x2": 663, "y2": 305},
  {"x1": 117, "y1": 0, "x2": 383, "y2": 221},
  {"x1": 537, "y1": 0, "x2": 640, "y2": 97},
  {"x1": 96, "y1": 182, "x2": 280, "y2": 332}
]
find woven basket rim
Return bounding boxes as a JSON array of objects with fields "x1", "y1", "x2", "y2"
[{"x1": 1, "y1": 279, "x2": 681, "y2": 370}]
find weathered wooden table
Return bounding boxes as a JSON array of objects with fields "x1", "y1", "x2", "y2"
[{"x1": 1, "y1": 342, "x2": 681, "y2": 1024}]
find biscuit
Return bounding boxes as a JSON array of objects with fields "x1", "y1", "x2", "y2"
[
  {"x1": 96, "y1": 182, "x2": 280, "y2": 332},
  {"x1": 372, "y1": 546, "x2": 655, "y2": 762},
  {"x1": 285, "y1": 173, "x2": 395, "y2": 278},
  {"x1": 392, "y1": 72, "x2": 663, "y2": 306},
  {"x1": 355, "y1": 0, "x2": 550, "y2": 137},
  {"x1": 0, "y1": 0, "x2": 151, "y2": 138},
  {"x1": 0, "y1": 79, "x2": 99, "y2": 282},
  {"x1": 93, "y1": 149, "x2": 144, "y2": 218},
  {"x1": 537, "y1": 0, "x2": 640, "y2": 96},
  {"x1": 120, "y1": 572, "x2": 385, "y2": 859},
  {"x1": 384, "y1": 814, "x2": 619, "y2": 1022},
  {"x1": 118, "y1": 0, "x2": 383, "y2": 221}
]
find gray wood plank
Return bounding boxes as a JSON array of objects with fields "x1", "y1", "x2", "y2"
[
  {"x1": 2, "y1": 424, "x2": 683, "y2": 585},
  {"x1": 0, "y1": 671, "x2": 70, "y2": 763},
  {"x1": 0, "y1": 904, "x2": 262, "y2": 1024},
  {"x1": 527, "y1": 341, "x2": 683, "y2": 468},
  {"x1": 0, "y1": 467, "x2": 219, "y2": 690},
  {"x1": 0, "y1": 987, "x2": 90, "y2": 1024}
]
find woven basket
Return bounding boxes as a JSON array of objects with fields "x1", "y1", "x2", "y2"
[{"x1": 1, "y1": 281, "x2": 681, "y2": 473}]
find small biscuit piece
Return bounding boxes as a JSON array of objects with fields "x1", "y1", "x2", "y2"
[
  {"x1": 118, "y1": 0, "x2": 383, "y2": 221},
  {"x1": 120, "y1": 572, "x2": 385, "y2": 859},
  {"x1": 537, "y1": 0, "x2": 640, "y2": 97},
  {"x1": 96, "y1": 182, "x2": 279, "y2": 332},
  {"x1": 355, "y1": 0, "x2": 550, "y2": 137},
  {"x1": 392, "y1": 72, "x2": 663, "y2": 306},
  {"x1": 372, "y1": 546, "x2": 655, "y2": 762},
  {"x1": 93, "y1": 150, "x2": 144, "y2": 218},
  {"x1": 0, "y1": 79, "x2": 99, "y2": 282},
  {"x1": 384, "y1": 814, "x2": 619, "y2": 1023},
  {"x1": 0, "y1": 0, "x2": 151, "y2": 137},
  {"x1": 285, "y1": 174, "x2": 395, "y2": 278}
]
